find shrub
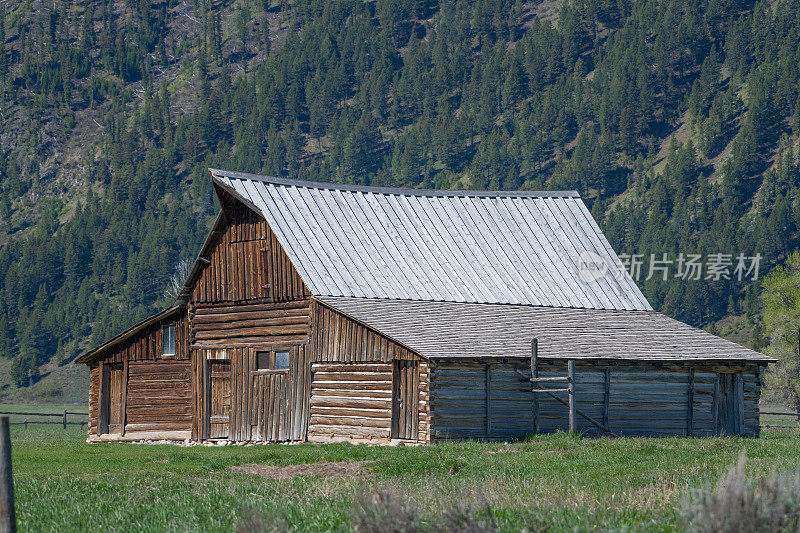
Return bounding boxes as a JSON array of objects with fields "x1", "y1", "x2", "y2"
[
  {"x1": 351, "y1": 487, "x2": 496, "y2": 533},
  {"x1": 683, "y1": 451, "x2": 800, "y2": 532}
]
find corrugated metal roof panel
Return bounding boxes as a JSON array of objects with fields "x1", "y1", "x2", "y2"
[
  {"x1": 319, "y1": 297, "x2": 772, "y2": 362},
  {"x1": 211, "y1": 169, "x2": 652, "y2": 311}
]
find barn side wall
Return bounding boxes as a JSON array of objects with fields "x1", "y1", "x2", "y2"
[
  {"x1": 189, "y1": 301, "x2": 312, "y2": 442},
  {"x1": 86, "y1": 309, "x2": 191, "y2": 441},
  {"x1": 307, "y1": 301, "x2": 427, "y2": 444},
  {"x1": 311, "y1": 301, "x2": 419, "y2": 362},
  {"x1": 429, "y1": 359, "x2": 764, "y2": 440}
]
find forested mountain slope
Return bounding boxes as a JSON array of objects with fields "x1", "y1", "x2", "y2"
[{"x1": 0, "y1": 0, "x2": 798, "y2": 397}]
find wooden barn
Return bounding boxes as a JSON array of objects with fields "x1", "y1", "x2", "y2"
[{"x1": 77, "y1": 169, "x2": 771, "y2": 443}]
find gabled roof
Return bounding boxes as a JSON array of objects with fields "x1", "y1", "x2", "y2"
[
  {"x1": 318, "y1": 297, "x2": 772, "y2": 362},
  {"x1": 211, "y1": 169, "x2": 651, "y2": 311}
]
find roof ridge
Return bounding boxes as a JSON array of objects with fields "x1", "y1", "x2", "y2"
[
  {"x1": 209, "y1": 168, "x2": 580, "y2": 199},
  {"x1": 316, "y1": 295, "x2": 656, "y2": 313}
]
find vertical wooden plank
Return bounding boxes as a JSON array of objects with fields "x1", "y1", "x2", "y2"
[
  {"x1": 391, "y1": 361, "x2": 399, "y2": 438},
  {"x1": 567, "y1": 360, "x2": 575, "y2": 434},
  {"x1": 687, "y1": 367, "x2": 695, "y2": 436},
  {"x1": 603, "y1": 366, "x2": 610, "y2": 430},
  {"x1": 712, "y1": 373, "x2": 719, "y2": 436},
  {"x1": 121, "y1": 359, "x2": 129, "y2": 436},
  {"x1": 531, "y1": 338, "x2": 539, "y2": 434},
  {"x1": 412, "y1": 361, "x2": 419, "y2": 440},
  {"x1": 485, "y1": 363, "x2": 492, "y2": 438},
  {"x1": 99, "y1": 362, "x2": 109, "y2": 435},
  {"x1": 735, "y1": 372, "x2": 744, "y2": 436}
]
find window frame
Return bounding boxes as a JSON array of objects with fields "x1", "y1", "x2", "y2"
[
  {"x1": 161, "y1": 324, "x2": 176, "y2": 357},
  {"x1": 252, "y1": 347, "x2": 293, "y2": 374}
]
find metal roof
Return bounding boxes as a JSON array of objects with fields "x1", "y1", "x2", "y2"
[
  {"x1": 211, "y1": 169, "x2": 652, "y2": 311},
  {"x1": 318, "y1": 297, "x2": 772, "y2": 362}
]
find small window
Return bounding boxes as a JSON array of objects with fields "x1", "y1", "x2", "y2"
[
  {"x1": 161, "y1": 324, "x2": 175, "y2": 356},
  {"x1": 256, "y1": 351, "x2": 270, "y2": 370},
  {"x1": 274, "y1": 350, "x2": 290, "y2": 371}
]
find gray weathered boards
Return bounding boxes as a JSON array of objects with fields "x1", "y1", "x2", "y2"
[{"x1": 77, "y1": 170, "x2": 772, "y2": 444}]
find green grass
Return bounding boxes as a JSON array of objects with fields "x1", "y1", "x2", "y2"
[{"x1": 5, "y1": 424, "x2": 800, "y2": 532}]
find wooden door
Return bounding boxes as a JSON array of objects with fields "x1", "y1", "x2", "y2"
[
  {"x1": 716, "y1": 373, "x2": 744, "y2": 436},
  {"x1": 251, "y1": 372, "x2": 288, "y2": 441},
  {"x1": 392, "y1": 360, "x2": 419, "y2": 440},
  {"x1": 208, "y1": 360, "x2": 231, "y2": 439},
  {"x1": 100, "y1": 363, "x2": 124, "y2": 434},
  {"x1": 249, "y1": 346, "x2": 311, "y2": 442},
  {"x1": 108, "y1": 363, "x2": 125, "y2": 433}
]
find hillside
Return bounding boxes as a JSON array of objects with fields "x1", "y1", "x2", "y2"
[{"x1": 0, "y1": 0, "x2": 798, "y2": 400}]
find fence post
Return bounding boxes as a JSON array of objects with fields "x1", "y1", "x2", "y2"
[
  {"x1": 568, "y1": 360, "x2": 575, "y2": 435},
  {"x1": 0, "y1": 417, "x2": 16, "y2": 533},
  {"x1": 531, "y1": 338, "x2": 539, "y2": 434},
  {"x1": 63, "y1": 410, "x2": 67, "y2": 430}
]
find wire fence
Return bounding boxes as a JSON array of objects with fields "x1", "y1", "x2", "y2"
[{"x1": 761, "y1": 408, "x2": 800, "y2": 431}]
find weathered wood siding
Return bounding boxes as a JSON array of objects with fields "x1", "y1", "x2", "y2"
[
  {"x1": 89, "y1": 364, "x2": 100, "y2": 436},
  {"x1": 429, "y1": 360, "x2": 763, "y2": 440},
  {"x1": 124, "y1": 360, "x2": 192, "y2": 434},
  {"x1": 190, "y1": 301, "x2": 311, "y2": 348},
  {"x1": 308, "y1": 362, "x2": 394, "y2": 442},
  {"x1": 249, "y1": 344, "x2": 311, "y2": 442},
  {"x1": 192, "y1": 344, "x2": 311, "y2": 442},
  {"x1": 86, "y1": 310, "x2": 189, "y2": 438},
  {"x1": 312, "y1": 301, "x2": 420, "y2": 362},
  {"x1": 430, "y1": 360, "x2": 534, "y2": 440},
  {"x1": 90, "y1": 311, "x2": 189, "y2": 365},
  {"x1": 418, "y1": 361, "x2": 430, "y2": 443},
  {"x1": 191, "y1": 196, "x2": 308, "y2": 304}
]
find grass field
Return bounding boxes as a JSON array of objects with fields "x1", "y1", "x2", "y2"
[{"x1": 4, "y1": 416, "x2": 800, "y2": 532}]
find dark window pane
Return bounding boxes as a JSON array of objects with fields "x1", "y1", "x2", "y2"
[
  {"x1": 274, "y1": 350, "x2": 290, "y2": 370},
  {"x1": 256, "y1": 351, "x2": 270, "y2": 370}
]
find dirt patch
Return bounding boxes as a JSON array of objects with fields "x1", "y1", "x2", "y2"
[{"x1": 230, "y1": 460, "x2": 376, "y2": 480}]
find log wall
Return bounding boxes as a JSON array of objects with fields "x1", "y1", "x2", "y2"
[
  {"x1": 430, "y1": 360, "x2": 534, "y2": 440},
  {"x1": 190, "y1": 301, "x2": 311, "y2": 348},
  {"x1": 308, "y1": 362, "x2": 394, "y2": 443},
  {"x1": 191, "y1": 196, "x2": 308, "y2": 304},
  {"x1": 89, "y1": 364, "x2": 100, "y2": 436},
  {"x1": 418, "y1": 361, "x2": 430, "y2": 443},
  {"x1": 312, "y1": 301, "x2": 420, "y2": 362},
  {"x1": 429, "y1": 359, "x2": 763, "y2": 440},
  {"x1": 86, "y1": 310, "x2": 189, "y2": 439},
  {"x1": 124, "y1": 360, "x2": 192, "y2": 435}
]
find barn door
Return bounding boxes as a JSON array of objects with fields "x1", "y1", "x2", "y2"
[
  {"x1": 100, "y1": 362, "x2": 124, "y2": 434},
  {"x1": 250, "y1": 348, "x2": 298, "y2": 442},
  {"x1": 716, "y1": 372, "x2": 744, "y2": 436},
  {"x1": 251, "y1": 371, "x2": 288, "y2": 441},
  {"x1": 208, "y1": 360, "x2": 232, "y2": 439},
  {"x1": 392, "y1": 360, "x2": 419, "y2": 440}
]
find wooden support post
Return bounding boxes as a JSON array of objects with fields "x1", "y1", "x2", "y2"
[
  {"x1": 568, "y1": 360, "x2": 575, "y2": 434},
  {"x1": 62, "y1": 409, "x2": 67, "y2": 430},
  {"x1": 602, "y1": 367, "x2": 610, "y2": 430},
  {"x1": 485, "y1": 363, "x2": 492, "y2": 438},
  {"x1": 121, "y1": 359, "x2": 129, "y2": 436},
  {"x1": 687, "y1": 367, "x2": 695, "y2": 436},
  {"x1": 0, "y1": 417, "x2": 16, "y2": 533},
  {"x1": 712, "y1": 374, "x2": 719, "y2": 436},
  {"x1": 531, "y1": 338, "x2": 539, "y2": 434}
]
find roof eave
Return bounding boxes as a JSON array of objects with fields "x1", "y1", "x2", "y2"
[{"x1": 75, "y1": 305, "x2": 184, "y2": 365}]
